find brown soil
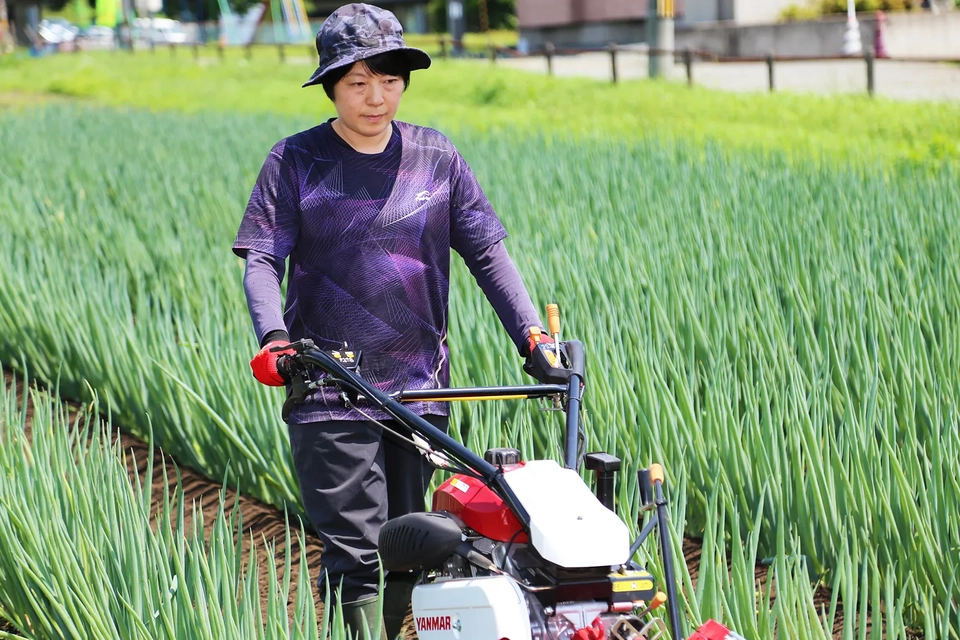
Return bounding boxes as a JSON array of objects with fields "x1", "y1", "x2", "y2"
[{"x1": 0, "y1": 370, "x2": 908, "y2": 640}]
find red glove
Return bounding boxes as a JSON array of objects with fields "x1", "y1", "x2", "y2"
[
  {"x1": 250, "y1": 340, "x2": 295, "y2": 386},
  {"x1": 525, "y1": 330, "x2": 554, "y2": 358}
]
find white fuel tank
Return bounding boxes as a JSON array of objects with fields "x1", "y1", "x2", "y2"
[
  {"x1": 504, "y1": 460, "x2": 630, "y2": 568},
  {"x1": 411, "y1": 575, "x2": 532, "y2": 640}
]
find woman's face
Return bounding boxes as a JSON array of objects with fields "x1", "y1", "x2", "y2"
[{"x1": 332, "y1": 62, "x2": 405, "y2": 147}]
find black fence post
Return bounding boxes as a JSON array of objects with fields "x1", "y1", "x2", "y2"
[
  {"x1": 489, "y1": 43, "x2": 496, "y2": 64},
  {"x1": 439, "y1": 36, "x2": 447, "y2": 59},
  {"x1": 766, "y1": 52, "x2": 775, "y2": 92},
  {"x1": 278, "y1": 42, "x2": 285, "y2": 63},
  {"x1": 170, "y1": 41, "x2": 176, "y2": 58},
  {"x1": 684, "y1": 46, "x2": 693, "y2": 86},
  {"x1": 865, "y1": 46, "x2": 875, "y2": 97},
  {"x1": 607, "y1": 42, "x2": 618, "y2": 84},
  {"x1": 545, "y1": 41, "x2": 554, "y2": 76}
]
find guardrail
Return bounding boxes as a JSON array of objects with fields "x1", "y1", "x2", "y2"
[
  {"x1": 63, "y1": 33, "x2": 960, "y2": 99},
  {"x1": 476, "y1": 41, "x2": 960, "y2": 97}
]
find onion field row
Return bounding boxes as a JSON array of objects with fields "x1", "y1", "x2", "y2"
[
  {"x1": 0, "y1": 369, "x2": 322, "y2": 639},
  {"x1": 1, "y1": 105, "x2": 957, "y2": 638}
]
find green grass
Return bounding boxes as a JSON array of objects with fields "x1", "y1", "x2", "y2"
[{"x1": 1, "y1": 48, "x2": 958, "y2": 166}]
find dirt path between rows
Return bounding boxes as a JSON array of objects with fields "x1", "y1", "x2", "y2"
[{"x1": 0, "y1": 369, "x2": 877, "y2": 639}]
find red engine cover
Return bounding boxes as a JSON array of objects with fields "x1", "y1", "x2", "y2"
[{"x1": 433, "y1": 468, "x2": 529, "y2": 543}]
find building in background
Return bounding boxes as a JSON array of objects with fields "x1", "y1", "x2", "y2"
[
  {"x1": 517, "y1": 0, "x2": 660, "y2": 51},
  {"x1": 516, "y1": 0, "x2": 800, "y2": 50},
  {"x1": 681, "y1": 0, "x2": 798, "y2": 25}
]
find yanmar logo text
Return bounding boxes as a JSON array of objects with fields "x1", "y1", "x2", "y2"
[{"x1": 416, "y1": 616, "x2": 452, "y2": 632}]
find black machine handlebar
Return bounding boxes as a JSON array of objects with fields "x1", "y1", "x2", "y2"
[{"x1": 274, "y1": 336, "x2": 587, "y2": 474}]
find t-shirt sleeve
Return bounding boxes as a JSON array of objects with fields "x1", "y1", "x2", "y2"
[
  {"x1": 448, "y1": 148, "x2": 508, "y2": 257},
  {"x1": 233, "y1": 140, "x2": 301, "y2": 260},
  {"x1": 461, "y1": 240, "x2": 544, "y2": 355},
  {"x1": 242, "y1": 249, "x2": 288, "y2": 347}
]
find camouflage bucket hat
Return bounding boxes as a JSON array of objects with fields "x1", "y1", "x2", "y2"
[{"x1": 303, "y1": 3, "x2": 432, "y2": 88}]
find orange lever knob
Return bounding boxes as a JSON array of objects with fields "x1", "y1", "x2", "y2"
[{"x1": 546, "y1": 304, "x2": 560, "y2": 336}]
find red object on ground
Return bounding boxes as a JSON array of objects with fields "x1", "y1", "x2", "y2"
[
  {"x1": 687, "y1": 619, "x2": 747, "y2": 640},
  {"x1": 874, "y1": 11, "x2": 889, "y2": 58},
  {"x1": 573, "y1": 627, "x2": 603, "y2": 640},
  {"x1": 573, "y1": 617, "x2": 604, "y2": 640}
]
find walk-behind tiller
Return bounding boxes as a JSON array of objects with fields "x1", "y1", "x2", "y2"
[{"x1": 277, "y1": 305, "x2": 745, "y2": 640}]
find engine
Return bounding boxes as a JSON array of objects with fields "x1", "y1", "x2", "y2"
[{"x1": 378, "y1": 456, "x2": 664, "y2": 640}]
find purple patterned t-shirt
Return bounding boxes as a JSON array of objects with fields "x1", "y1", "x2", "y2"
[{"x1": 234, "y1": 120, "x2": 509, "y2": 423}]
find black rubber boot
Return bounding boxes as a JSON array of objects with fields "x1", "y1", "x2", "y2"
[
  {"x1": 383, "y1": 574, "x2": 418, "y2": 640},
  {"x1": 341, "y1": 596, "x2": 387, "y2": 640}
]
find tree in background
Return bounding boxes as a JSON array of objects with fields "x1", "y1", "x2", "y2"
[
  {"x1": 427, "y1": 0, "x2": 515, "y2": 32},
  {"x1": 819, "y1": 0, "x2": 922, "y2": 10}
]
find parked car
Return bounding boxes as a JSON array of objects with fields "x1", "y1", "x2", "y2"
[
  {"x1": 43, "y1": 18, "x2": 80, "y2": 38},
  {"x1": 132, "y1": 17, "x2": 189, "y2": 45},
  {"x1": 38, "y1": 18, "x2": 78, "y2": 45},
  {"x1": 78, "y1": 25, "x2": 116, "y2": 49}
]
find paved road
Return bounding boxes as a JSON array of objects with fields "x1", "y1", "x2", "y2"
[{"x1": 498, "y1": 50, "x2": 960, "y2": 102}]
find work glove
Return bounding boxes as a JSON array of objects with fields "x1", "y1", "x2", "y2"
[
  {"x1": 250, "y1": 338, "x2": 295, "y2": 386},
  {"x1": 523, "y1": 328, "x2": 554, "y2": 358}
]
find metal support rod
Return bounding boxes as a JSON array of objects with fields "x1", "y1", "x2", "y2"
[
  {"x1": 766, "y1": 52, "x2": 775, "y2": 91},
  {"x1": 647, "y1": 0, "x2": 659, "y2": 78},
  {"x1": 608, "y1": 42, "x2": 618, "y2": 83},
  {"x1": 683, "y1": 46, "x2": 693, "y2": 86},
  {"x1": 545, "y1": 42, "x2": 554, "y2": 76},
  {"x1": 278, "y1": 42, "x2": 284, "y2": 63},
  {"x1": 564, "y1": 374, "x2": 584, "y2": 471},
  {"x1": 628, "y1": 517, "x2": 658, "y2": 560},
  {"x1": 394, "y1": 384, "x2": 566, "y2": 402},
  {"x1": 655, "y1": 480, "x2": 683, "y2": 640},
  {"x1": 597, "y1": 470, "x2": 615, "y2": 510},
  {"x1": 842, "y1": 0, "x2": 862, "y2": 56},
  {"x1": 865, "y1": 45, "x2": 875, "y2": 97},
  {"x1": 656, "y1": 16, "x2": 674, "y2": 78}
]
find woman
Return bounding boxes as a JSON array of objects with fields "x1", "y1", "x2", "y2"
[{"x1": 233, "y1": 4, "x2": 549, "y2": 638}]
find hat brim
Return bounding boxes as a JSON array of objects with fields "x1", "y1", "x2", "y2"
[{"x1": 302, "y1": 47, "x2": 432, "y2": 88}]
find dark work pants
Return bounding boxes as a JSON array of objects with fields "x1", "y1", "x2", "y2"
[{"x1": 288, "y1": 415, "x2": 448, "y2": 604}]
